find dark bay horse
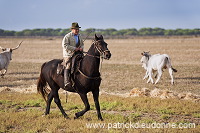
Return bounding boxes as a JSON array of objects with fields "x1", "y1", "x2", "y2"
[{"x1": 37, "y1": 34, "x2": 111, "y2": 120}]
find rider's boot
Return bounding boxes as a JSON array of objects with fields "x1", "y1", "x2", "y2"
[{"x1": 64, "y1": 69, "x2": 72, "y2": 89}]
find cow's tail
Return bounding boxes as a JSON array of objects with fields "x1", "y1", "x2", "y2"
[
  {"x1": 172, "y1": 67, "x2": 177, "y2": 72},
  {"x1": 37, "y1": 62, "x2": 49, "y2": 103},
  {"x1": 166, "y1": 56, "x2": 177, "y2": 73}
]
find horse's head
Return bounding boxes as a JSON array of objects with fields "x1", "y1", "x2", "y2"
[{"x1": 93, "y1": 34, "x2": 111, "y2": 60}]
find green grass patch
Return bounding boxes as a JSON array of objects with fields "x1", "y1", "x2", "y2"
[
  {"x1": 193, "y1": 113, "x2": 200, "y2": 118},
  {"x1": 101, "y1": 101, "x2": 123, "y2": 111},
  {"x1": 157, "y1": 108, "x2": 175, "y2": 115},
  {"x1": 23, "y1": 99, "x2": 43, "y2": 107},
  {"x1": 0, "y1": 92, "x2": 199, "y2": 132},
  {"x1": 160, "y1": 114, "x2": 171, "y2": 120}
]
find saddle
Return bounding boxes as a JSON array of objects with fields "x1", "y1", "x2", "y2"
[{"x1": 57, "y1": 53, "x2": 84, "y2": 77}]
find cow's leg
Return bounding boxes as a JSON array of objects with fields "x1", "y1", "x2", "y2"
[
  {"x1": 153, "y1": 70, "x2": 158, "y2": 78},
  {"x1": 1, "y1": 69, "x2": 7, "y2": 78},
  {"x1": 3, "y1": 69, "x2": 7, "y2": 75},
  {"x1": 147, "y1": 69, "x2": 154, "y2": 84},
  {"x1": 0, "y1": 70, "x2": 3, "y2": 77},
  {"x1": 169, "y1": 68, "x2": 174, "y2": 85},
  {"x1": 74, "y1": 93, "x2": 90, "y2": 119},
  {"x1": 155, "y1": 69, "x2": 162, "y2": 84},
  {"x1": 92, "y1": 89, "x2": 103, "y2": 121},
  {"x1": 143, "y1": 71, "x2": 148, "y2": 80}
]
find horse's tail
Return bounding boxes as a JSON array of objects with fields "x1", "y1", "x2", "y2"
[{"x1": 37, "y1": 62, "x2": 49, "y2": 103}]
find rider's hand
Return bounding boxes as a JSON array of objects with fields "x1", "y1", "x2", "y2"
[
  {"x1": 75, "y1": 48, "x2": 83, "y2": 52},
  {"x1": 79, "y1": 48, "x2": 83, "y2": 51},
  {"x1": 75, "y1": 48, "x2": 79, "y2": 51}
]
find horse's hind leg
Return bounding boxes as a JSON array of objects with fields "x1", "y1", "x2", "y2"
[
  {"x1": 48, "y1": 81, "x2": 69, "y2": 119},
  {"x1": 53, "y1": 90, "x2": 69, "y2": 119},
  {"x1": 74, "y1": 93, "x2": 90, "y2": 119},
  {"x1": 45, "y1": 91, "x2": 54, "y2": 115}
]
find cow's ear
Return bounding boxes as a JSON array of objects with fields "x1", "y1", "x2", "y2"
[{"x1": 141, "y1": 53, "x2": 144, "y2": 55}]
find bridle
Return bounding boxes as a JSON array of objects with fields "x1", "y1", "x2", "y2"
[
  {"x1": 86, "y1": 40, "x2": 110, "y2": 59},
  {"x1": 77, "y1": 40, "x2": 110, "y2": 80}
]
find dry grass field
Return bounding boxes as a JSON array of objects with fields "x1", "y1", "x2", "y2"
[{"x1": 0, "y1": 36, "x2": 200, "y2": 132}]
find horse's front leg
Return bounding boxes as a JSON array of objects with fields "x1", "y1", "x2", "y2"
[
  {"x1": 74, "y1": 93, "x2": 90, "y2": 119},
  {"x1": 92, "y1": 89, "x2": 103, "y2": 121}
]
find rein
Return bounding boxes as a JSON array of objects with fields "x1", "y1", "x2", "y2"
[
  {"x1": 77, "y1": 68, "x2": 101, "y2": 80},
  {"x1": 86, "y1": 53, "x2": 100, "y2": 58},
  {"x1": 85, "y1": 40, "x2": 110, "y2": 59}
]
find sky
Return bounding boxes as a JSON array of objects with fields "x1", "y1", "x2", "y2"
[{"x1": 0, "y1": 0, "x2": 200, "y2": 31}]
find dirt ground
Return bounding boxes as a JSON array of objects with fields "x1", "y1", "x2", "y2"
[{"x1": 0, "y1": 36, "x2": 200, "y2": 96}]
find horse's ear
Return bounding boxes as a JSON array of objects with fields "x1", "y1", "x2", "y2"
[
  {"x1": 141, "y1": 53, "x2": 144, "y2": 56},
  {"x1": 99, "y1": 35, "x2": 103, "y2": 40},
  {"x1": 95, "y1": 34, "x2": 99, "y2": 41}
]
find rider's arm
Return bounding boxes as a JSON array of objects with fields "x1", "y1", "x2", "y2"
[{"x1": 62, "y1": 35, "x2": 76, "y2": 52}]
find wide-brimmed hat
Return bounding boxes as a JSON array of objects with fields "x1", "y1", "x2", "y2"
[{"x1": 71, "y1": 22, "x2": 81, "y2": 29}]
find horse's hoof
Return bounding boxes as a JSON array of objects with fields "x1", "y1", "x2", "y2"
[
  {"x1": 86, "y1": 117, "x2": 92, "y2": 121},
  {"x1": 74, "y1": 113, "x2": 79, "y2": 119},
  {"x1": 64, "y1": 116, "x2": 70, "y2": 119},
  {"x1": 99, "y1": 118, "x2": 104, "y2": 121},
  {"x1": 42, "y1": 113, "x2": 47, "y2": 117},
  {"x1": 74, "y1": 116, "x2": 78, "y2": 120}
]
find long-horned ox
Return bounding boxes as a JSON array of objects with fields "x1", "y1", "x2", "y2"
[
  {"x1": 140, "y1": 51, "x2": 177, "y2": 85},
  {"x1": 0, "y1": 41, "x2": 23, "y2": 77}
]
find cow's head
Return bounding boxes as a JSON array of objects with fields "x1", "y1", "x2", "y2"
[
  {"x1": 0, "y1": 41, "x2": 23, "y2": 60},
  {"x1": 1, "y1": 48, "x2": 12, "y2": 52},
  {"x1": 140, "y1": 51, "x2": 151, "y2": 70}
]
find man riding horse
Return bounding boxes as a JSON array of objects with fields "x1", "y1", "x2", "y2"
[
  {"x1": 37, "y1": 32, "x2": 111, "y2": 120},
  {"x1": 62, "y1": 22, "x2": 84, "y2": 89}
]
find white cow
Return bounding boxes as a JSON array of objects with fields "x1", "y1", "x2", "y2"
[
  {"x1": 140, "y1": 51, "x2": 177, "y2": 85},
  {"x1": 0, "y1": 41, "x2": 23, "y2": 77}
]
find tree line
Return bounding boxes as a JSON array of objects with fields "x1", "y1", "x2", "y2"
[{"x1": 0, "y1": 28, "x2": 200, "y2": 37}]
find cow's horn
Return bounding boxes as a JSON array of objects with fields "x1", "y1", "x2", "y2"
[
  {"x1": 12, "y1": 41, "x2": 23, "y2": 50},
  {"x1": 0, "y1": 46, "x2": 6, "y2": 51}
]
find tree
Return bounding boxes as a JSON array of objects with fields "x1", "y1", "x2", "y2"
[
  {"x1": 1, "y1": 28, "x2": 200, "y2": 36},
  {"x1": 0, "y1": 29, "x2": 4, "y2": 36},
  {"x1": 138, "y1": 28, "x2": 153, "y2": 36},
  {"x1": 2, "y1": 30, "x2": 15, "y2": 36},
  {"x1": 124, "y1": 28, "x2": 138, "y2": 35}
]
